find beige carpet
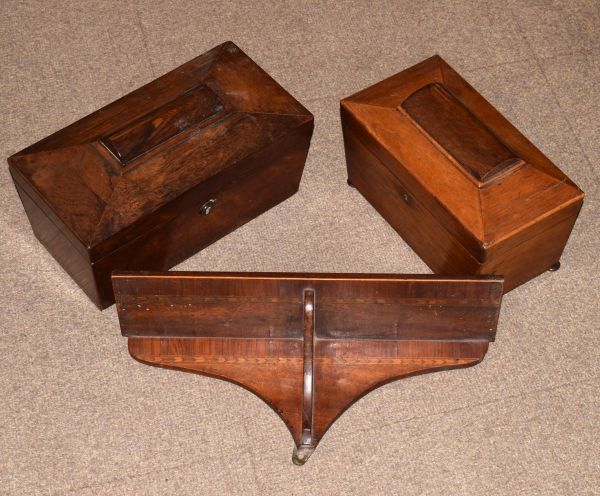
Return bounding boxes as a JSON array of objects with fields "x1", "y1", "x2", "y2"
[{"x1": 1, "y1": 1, "x2": 599, "y2": 494}]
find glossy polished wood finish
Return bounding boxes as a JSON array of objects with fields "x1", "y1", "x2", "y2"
[
  {"x1": 8, "y1": 41, "x2": 313, "y2": 308},
  {"x1": 402, "y1": 83, "x2": 522, "y2": 183},
  {"x1": 101, "y1": 85, "x2": 225, "y2": 166},
  {"x1": 113, "y1": 272, "x2": 503, "y2": 464},
  {"x1": 341, "y1": 55, "x2": 584, "y2": 292}
]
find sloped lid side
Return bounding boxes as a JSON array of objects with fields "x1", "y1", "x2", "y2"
[{"x1": 8, "y1": 41, "x2": 313, "y2": 259}]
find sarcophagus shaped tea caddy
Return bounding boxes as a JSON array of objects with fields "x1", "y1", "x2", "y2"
[
  {"x1": 341, "y1": 55, "x2": 584, "y2": 292},
  {"x1": 113, "y1": 272, "x2": 503, "y2": 464},
  {"x1": 8, "y1": 41, "x2": 313, "y2": 308}
]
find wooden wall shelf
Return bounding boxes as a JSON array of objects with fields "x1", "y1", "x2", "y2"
[{"x1": 113, "y1": 272, "x2": 503, "y2": 464}]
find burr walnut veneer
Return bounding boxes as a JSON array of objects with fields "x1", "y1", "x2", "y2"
[
  {"x1": 341, "y1": 55, "x2": 584, "y2": 291},
  {"x1": 113, "y1": 272, "x2": 503, "y2": 464},
  {"x1": 8, "y1": 41, "x2": 313, "y2": 308}
]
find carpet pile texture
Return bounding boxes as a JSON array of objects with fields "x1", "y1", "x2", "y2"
[{"x1": 1, "y1": 1, "x2": 598, "y2": 494}]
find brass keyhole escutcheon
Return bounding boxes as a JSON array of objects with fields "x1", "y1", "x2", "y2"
[{"x1": 198, "y1": 199, "x2": 216, "y2": 216}]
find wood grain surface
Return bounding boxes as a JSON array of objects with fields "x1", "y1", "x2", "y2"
[
  {"x1": 341, "y1": 55, "x2": 584, "y2": 292},
  {"x1": 113, "y1": 272, "x2": 503, "y2": 464},
  {"x1": 8, "y1": 41, "x2": 313, "y2": 308}
]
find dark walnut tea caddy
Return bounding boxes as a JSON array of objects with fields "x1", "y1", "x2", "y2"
[
  {"x1": 8, "y1": 41, "x2": 313, "y2": 308},
  {"x1": 113, "y1": 271, "x2": 503, "y2": 464},
  {"x1": 341, "y1": 55, "x2": 584, "y2": 292}
]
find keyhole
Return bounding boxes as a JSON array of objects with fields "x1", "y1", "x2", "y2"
[
  {"x1": 397, "y1": 185, "x2": 412, "y2": 205},
  {"x1": 198, "y1": 199, "x2": 216, "y2": 216}
]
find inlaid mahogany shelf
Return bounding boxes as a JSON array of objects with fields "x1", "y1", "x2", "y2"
[{"x1": 113, "y1": 272, "x2": 503, "y2": 464}]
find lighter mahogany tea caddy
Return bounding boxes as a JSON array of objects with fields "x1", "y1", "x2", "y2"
[{"x1": 341, "y1": 55, "x2": 584, "y2": 291}]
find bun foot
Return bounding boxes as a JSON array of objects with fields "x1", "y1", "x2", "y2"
[
  {"x1": 548, "y1": 261, "x2": 561, "y2": 272},
  {"x1": 347, "y1": 178, "x2": 355, "y2": 188},
  {"x1": 292, "y1": 446, "x2": 314, "y2": 466}
]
